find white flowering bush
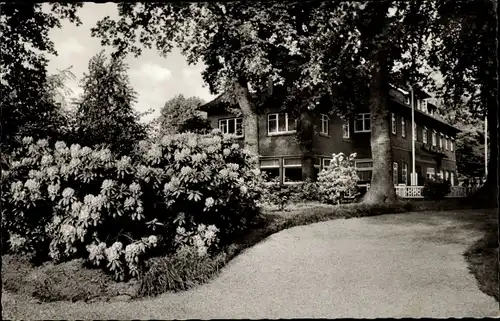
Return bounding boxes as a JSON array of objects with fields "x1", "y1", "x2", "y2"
[
  {"x1": 317, "y1": 153, "x2": 359, "y2": 205},
  {"x1": 2, "y1": 130, "x2": 264, "y2": 280}
]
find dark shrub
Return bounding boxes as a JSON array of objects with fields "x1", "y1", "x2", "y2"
[{"x1": 422, "y1": 176, "x2": 451, "y2": 200}]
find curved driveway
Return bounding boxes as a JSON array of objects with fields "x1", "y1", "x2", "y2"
[{"x1": 2, "y1": 209, "x2": 498, "y2": 319}]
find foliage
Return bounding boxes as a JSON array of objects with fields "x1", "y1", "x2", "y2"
[
  {"x1": 74, "y1": 51, "x2": 147, "y2": 156},
  {"x1": 422, "y1": 176, "x2": 451, "y2": 200},
  {"x1": 0, "y1": 3, "x2": 82, "y2": 153},
  {"x1": 178, "y1": 115, "x2": 213, "y2": 134},
  {"x1": 157, "y1": 94, "x2": 208, "y2": 135},
  {"x1": 1, "y1": 131, "x2": 264, "y2": 280},
  {"x1": 317, "y1": 153, "x2": 359, "y2": 205},
  {"x1": 138, "y1": 246, "x2": 228, "y2": 297},
  {"x1": 261, "y1": 178, "x2": 301, "y2": 211}
]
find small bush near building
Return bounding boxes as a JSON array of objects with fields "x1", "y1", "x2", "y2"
[{"x1": 422, "y1": 176, "x2": 451, "y2": 200}]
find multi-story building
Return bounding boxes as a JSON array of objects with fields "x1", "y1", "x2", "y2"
[{"x1": 200, "y1": 85, "x2": 460, "y2": 186}]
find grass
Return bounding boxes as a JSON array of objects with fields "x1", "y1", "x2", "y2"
[
  {"x1": 2, "y1": 197, "x2": 493, "y2": 303},
  {"x1": 464, "y1": 217, "x2": 499, "y2": 302},
  {"x1": 1, "y1": 255, "x2": 138, "y2": 303}
]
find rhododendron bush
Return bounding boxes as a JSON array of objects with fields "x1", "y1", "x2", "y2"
[
  {"x1": 317, "y1": 153, "x2": 359, "y2": 205},
  {"x1": 1, "y1": 130, "x2": 264, "y2": 280}
]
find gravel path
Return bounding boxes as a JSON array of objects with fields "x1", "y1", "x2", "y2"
[{"x1": 3, "y1": 209, "x2": 498, "y2": 319}]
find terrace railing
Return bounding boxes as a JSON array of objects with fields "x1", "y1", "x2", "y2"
[{"x1": 364, "y1": 184, "x2": 471, "y2": 198}]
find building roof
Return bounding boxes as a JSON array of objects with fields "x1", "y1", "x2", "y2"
[{"x1": 201, "y1": 86, "x2": 460, "y2": 133}]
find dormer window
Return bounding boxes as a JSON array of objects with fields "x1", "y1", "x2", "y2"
[
  {"x1": 422, "y1": 99, "x2": 428, "y2": 113},
  {"x1": 404, "y1": 96, "x2": 410, "y2": 105}
]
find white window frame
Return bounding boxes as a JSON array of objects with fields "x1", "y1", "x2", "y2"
[
  {"x1": 450, "y1": 138, "x2": 454, "y2": 151},
  {"x1": 354, "y1": 113, "x2": 371, "y2": 133},
  {"x1": 426, "y1": 167, "x2": 435, "y2": 179},
  {"x1": 417, "y1": 99, "x2": 421, "y2": 111},
  {"x1": 355, "y1": 159, "x2": 373, "y2": 182},
  {"x1": 445, "y1": 135, "x2": 449, "y2": 150},
  {"x1": 402, "y1": 162, "x2": 408, "y2": 185},
  {"x1": 404, "y1": 95, "x2": 410, "y2": 105},
  {"x1": 314, "y1": 158, "x2": 321, "y2": 174},
  {"x1": 391, "y1": 113, "x2": 397, "y2": 135},
  {"x1": 322, "y1": 158, "x2": 332, "y2": 169},
  {"x1": 439, "y1": 133, "x2": 444, "y2": 149},
  {"x1": 260, "y1": 159, "x2": 280, "y2": 183},
  {"x1": 450, "y1": 171, "x2": 455, "y2": 185},
  {"x1": 423, "y1": 127, "x2": 428, "y2": 144},
  {"x1": 393, "y1": 162, "x2": 398, "y2": 185},
  {"x1": 422, "y1": 99, "x2": 428, "y2": 113},
  {"x1": 342, "y1": 120, "x2": 350, "y2": 139},
  {"x1": 320, "y1": 114, "x2": 329, "y2": 135},
  {"x1": 267, "y1": 113, "x2": 296, "y2": 135},
  {"x1": 219, "y1": 117, "x2": 244, "y2": 137},
  {"x1": 401, "y1": 117, "x2": 406, "y2": 138},
  {"x1": 283, "y1": 158, "x2": 302, "y2": 184},
  {"x1": 432, "y1": 130, "x2": 437, "y2": 146}
]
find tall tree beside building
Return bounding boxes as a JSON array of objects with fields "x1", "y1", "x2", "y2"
[
  {"x1": 157, "y1": 94, "x2": 209, "y2": 135},
  {"x1": 430, "y1": 0, "x2": 497, "y2": 204},
  {"x1": 75, "y1": 51, "x2": 147, "y2": 156},
  {"x1": 0, "y1": 3, "x2": 82, "y2": 152}
]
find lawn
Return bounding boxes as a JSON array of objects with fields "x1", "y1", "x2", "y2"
[
  {"x1": 463, "y1": 214, "x2": 499, "y2": 302},
  {"x1": 2, "y1": 198, "x2": 495, "y2": 303}
]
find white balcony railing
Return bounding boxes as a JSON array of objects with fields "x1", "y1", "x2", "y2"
[{"x1": 365, "y1": 184, "x2": 471, "y2": 198}]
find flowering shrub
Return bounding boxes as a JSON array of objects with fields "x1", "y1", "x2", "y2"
[
  {"x1": 1, "y1": 130, "x2": 264, "y2": 280},
  {"x1": 317, "y1": 153, "x2": 359, "y2": 204}
]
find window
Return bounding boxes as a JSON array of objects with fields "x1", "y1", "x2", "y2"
[
  {"x1": 445, "y1": 170, "x2": 450, "y2": 181},
  {"x1": 402, "y1": 163, "x2": 408, "y2": 185},
  {"x1": 422, "y1": 99, "x2": 428, "y2": 113},
  {"x1": 320, "y1": 114, "x2": 329, "y2": 135},
  {"x1": 219, "y1": 118, "x2": 243, "y2": 137},
  {"x1": 404, "y1": 95, "x2": 410, "y2": 105},
  {"x1": 391, "y1": 113, "x2": 397, "y2": 135},
  {"x1": 413, "y1": 124, "x2": 417, "y2": 141},
  {"x1": 392, "y1": 162, "x2": 398, "y2": 185},
  {"x1": 401, "y1": 118, "x2": 406, "y2": 138},
  {"x1": 268, "y1": 113, "x2": 296, "y2": 134},
  {"x1": 416, "y1": 99, "x2": 421, "y2": 111},
  {"x1": 432, "y1": 130, "x2": 437, "y2": 146},
  {"x1": 356, "y1": 160, "x2": 373, "y2": 182},
  {"x1": 354, "y1": 113, "x2": 371, "y2": 132},
  {"x1": 283, "y1": 158, "x2": 302, "y2": 183},
  {"x1": 445, "y1": 135, "x2": 449, "y2": 150},
  {"x1": 314, "y1": 158, "x2": 321, "y2": 177},
  {"x1": 260, "y1": 159, "x2": 280, "y2": 182},
  {"x1": 450, "y1": 171, "x2": 455, "y2": 186},
  {"x1": 342, "y1": 120, "x2": 350, "y2": 139},
  {"x1": 439, "y1": 133, "x2": 444, "y2": 149},
  {"x1": 450, "y1": 138, "x2": 454, "y2": 151},
  {"x1": 322, "y1": 158, "x2": 332, "y2": 169},
  {"x1": 423, "y1": 127, "x2": 428, "y2": 144},
  {"x1": 439, "y1": 169, "x2": 445, "y2": 179},
  {"x1": 426, "y1": 167, "x2": 435, "y2": 179}
]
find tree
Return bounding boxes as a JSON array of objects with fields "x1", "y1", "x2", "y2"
[
  {"x1": 0, "y1": 3, "x2": 82, "y2": 152},
  {"x1": 92, "y1": 2, "x2": 441, "y2": 204},
  {"x1": 92, "y1": 2, "x2": 314, "y2": 156},
  {"x1": 157, "y1": 94, "x2": 207, "y2": 135},
  {"x1": 430, "y1": 0, "x2": 497, "y2": 203},
  {"x1": 75, "y1": 51, "x2": 147, "y2": 156}
]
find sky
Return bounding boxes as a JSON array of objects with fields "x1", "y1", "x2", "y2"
[{"x1": 46, "y1": 3, "x2": 216, "y2": 122}]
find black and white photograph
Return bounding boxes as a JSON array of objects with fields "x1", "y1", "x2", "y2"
[{"x1": 1, "y1": 0, "x2": 498, "y2": 318}]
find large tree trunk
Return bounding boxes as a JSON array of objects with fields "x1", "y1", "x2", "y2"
[
  {"x1": 298, "y1": 108, "x2": 315, "y2": 181},
  {"x1": 362, "y1": 50, "x2": 396, "y2": 204},
  {"x1": 233, "y1": 76, "x2": 259, "y2": 156}
]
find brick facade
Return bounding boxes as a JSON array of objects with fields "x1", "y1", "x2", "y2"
[{"x1": 201, "y1": 87, "x2": 460, "y2": 186}]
